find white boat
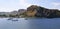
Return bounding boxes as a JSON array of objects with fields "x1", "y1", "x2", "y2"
[
  {"x1": 25, "y1": 18, "x2": 28, "y2": 20},
  {"x1": 11, "y1": 18, "x2": 18, "y2": 21},
  {"x1": 8, "y1": 18, "x2": 13, "y2": 20}
]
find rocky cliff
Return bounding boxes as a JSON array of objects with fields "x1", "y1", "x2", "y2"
[{"x1": 26, "y1": 5, "x2": 60, "y2": 18}]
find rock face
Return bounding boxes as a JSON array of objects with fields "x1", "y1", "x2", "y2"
[
  {"x1": 26, "y1": 5, "x2": 60, "y2": 18},
  {"x1": 26, "y1": 5, "x2": 37, "y2": 17},
  {"x1": 18, "y1": 9, "x2": 26, "y2": 15}
]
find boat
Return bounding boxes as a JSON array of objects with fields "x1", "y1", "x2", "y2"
[
  {"x1": 12, "y1": 20, "x2": 18, "y2": 21},
  {"x1": 7, "y1": 18, "x2": 18, "y2": 21},
  {"x1": 8, "y1": 18, "x2": 13, "y2": 20},
  {"x1": 25, "y1": 18, "x2": 28, "y2": 20},
  {"x1": 11, "y1": 18, "x2": 18, "y2": 21}
]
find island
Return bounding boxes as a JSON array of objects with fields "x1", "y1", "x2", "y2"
[{"x1": 0, "y1": 5, "x2": 60, "y2": 18}]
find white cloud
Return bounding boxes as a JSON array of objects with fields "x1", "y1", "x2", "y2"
[
  {"x1": 0, "y1": 8, "x2": 18, "y2": 12},
  {"x1": 19, "y1": 0, "x2": 32, "y2": 9},
  {"x1": 52, "y1": 2, "x2": 60, "y2": 7},
  {"x1": 51, "y1": 2, "x2": 60, "y2": 10},
  {"x1": 0, "y1": 0, "x2": 40, "y2": 12},
  {"x1": 0, "y1": 8, "x2": 11, "y2": 12},
  {"x1": 19, "y1": 0, "x2": 39, "y2": 9}
]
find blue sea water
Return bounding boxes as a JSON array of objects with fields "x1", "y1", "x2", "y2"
[{"x1": 0, "y1": 18, "x2": 60, "y2": 29}]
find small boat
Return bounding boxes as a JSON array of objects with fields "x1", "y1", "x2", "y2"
[
  {"x1": 7, "y1": 18, "x2": 18, "y2": 21},
  {"x1": 8, "y1": 18, "x2": 13, "y2": 20},
  {"x1": 11, "y1": 18, "x2": 18, "y2": 21},
  {"x1": 25, "y1": 18, "x2": 28, "y2": 20},
  {"x1": 12, "y1": 20, "x2": 18, "y2": 21}
]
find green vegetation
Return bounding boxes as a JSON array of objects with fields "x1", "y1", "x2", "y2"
[{"x1": 0, "y1": 14, "x2": 7, "y2": 17}]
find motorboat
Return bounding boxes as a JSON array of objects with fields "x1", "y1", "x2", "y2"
[
  {"x1": 11, "y1": 18, "x2": 18, "y2": 21},
  {"x1": 8, "y1": 18, "x2": 18, "y2": 21},
  {"x1": 25, "y1": 18, "x2": 28, "y2": 20},
  {"x1": 8, "y1": 18, "x2": 13, "y2": 20},
  {"x1": 12, "y1": 20, "x2": 18, "y2": 21}
]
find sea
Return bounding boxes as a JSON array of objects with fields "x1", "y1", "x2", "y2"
[{"x1": 0, "y1": 18, "x2": 60, "y2": 29}]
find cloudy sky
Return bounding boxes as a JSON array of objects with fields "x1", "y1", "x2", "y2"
[{"x1": 0, "y1": 0, "x2": 60, "y2": 12}]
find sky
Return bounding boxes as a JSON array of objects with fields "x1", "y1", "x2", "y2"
[{"x1": 0, "y1": 0, "x2": 60, "y2": 12}]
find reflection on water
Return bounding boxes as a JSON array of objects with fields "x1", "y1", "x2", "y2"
[{"x1": 0, "y1": 18, "x2": 60, "y2": 29}]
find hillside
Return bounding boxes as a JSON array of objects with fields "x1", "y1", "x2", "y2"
[{"x1": 25, "y1": 5, "x2": 60, "y2": 18}]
